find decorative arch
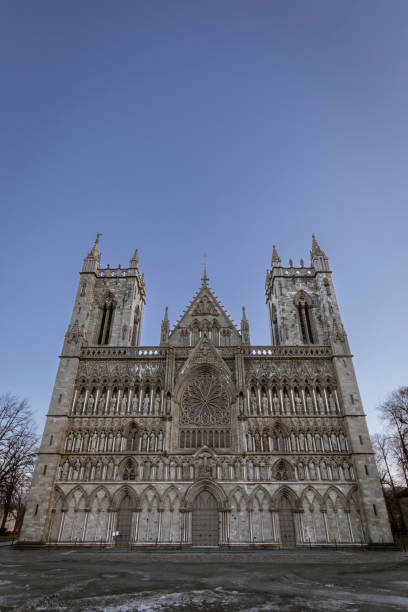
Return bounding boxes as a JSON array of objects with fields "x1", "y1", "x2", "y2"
[
  {"x1": 271, "y1": 485, "x2": 299, "y2": 511},
  {"x1": 111, "y1": 485, "x2": 140, "y2": 511},
  {"x1": 182, "y1": 479, "x2": 229, "y2": 511},
  {"x1": 299, "y1": 486, "x2": 324, "y2": 511},
  {"x1": 65, "y1": 485, "x2": 89, "y2": 510},
  {"x1": 88, "y1": 485, "x2": 112, "y2": 509},
  {"x1": 322, "y1": 486, "x2": 348, "y2": 512}
]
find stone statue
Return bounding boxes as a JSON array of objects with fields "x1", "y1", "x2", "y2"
[
  {"x1": 251, "y1": 394, "x2": 258, "y2": 415},
  {"x1": 87, "y1": 394, "x2": 95, "y2": 414},
  {"x1": 154, "y1": 395, "x2": 161, "y2": 414},
  {"x1": 132, "y1": 393, "x2": 138, "y2": 414},
  {"x1": 272, "y1": 394, "x2": 280, "y2": 413},
  {"x1": 121, "y1": 394, "x2": 128, "y2": 413},
  {"x1": 261, "y1": 394, "x2": 268, "y2": 414},
  {"x1": 143, "y1": 394, "x2": 150, "y2": 415},
  {"x1": 110, "y1": 395, "x2": 117, "y2": 414},
  {"x1": 295, "y1": 395, "x2": 302, "y2": 413},
  {"x1": 98, "y1": 393, "x2": 106, "y2": 414}
]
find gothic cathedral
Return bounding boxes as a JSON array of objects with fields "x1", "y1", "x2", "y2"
[{"x1": 20, "y1": 236, "x2": 392, "y2": 548}]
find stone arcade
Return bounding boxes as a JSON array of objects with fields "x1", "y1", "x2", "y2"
[{"x1": 20, "y1": 236, "x2": 393, "y2": 547}]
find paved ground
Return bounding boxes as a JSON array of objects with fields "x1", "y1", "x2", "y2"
[{"x1": 0, "y1": 548, "x2": 407, "y2": 611}]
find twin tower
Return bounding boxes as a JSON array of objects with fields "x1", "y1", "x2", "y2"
[{"x1": 20, "y1": 236, "x2": 392, "y2": 548}]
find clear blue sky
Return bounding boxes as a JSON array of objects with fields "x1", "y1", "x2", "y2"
[{"x1": 1, "y1": 1, "x2": 407, "y2": 435}]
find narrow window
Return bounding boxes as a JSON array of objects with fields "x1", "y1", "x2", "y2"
[
  {"x1": 58, "y1": 394, "x2": 62, "y2": 403},
  {"x1": 350, "y1": 394, "x2": 354, "y2": 404},
  {"x1": 359, "y1": 435, "x2": 363, "y2": 445},
  {"x1": 98, "y1": 299, "x2": 115, "y2": 345},
  {"x1": 49, "y1": 435, "x2": 53, "y2": 446},
  {"x1": 364, "y1": 464, "x2": 369, "y2": 475},
  {"x1": 43, "y1": 465, "x2": 47, "y2": 476},
  {"x1": 304, "y1": 305, "x2": 314, "y2": 344},
  {"x1": 34, "y1": 504, "x2": 38, "y2": 516},
  {"x1": 180, "y1": 431, "x2": 185, "y2": 448},
  {"x1": 298, "y1": 305, "x2": 307, "y2": 343},
  {"x1": 373, "y1": 504, "x2": 377, "y2": 516}
]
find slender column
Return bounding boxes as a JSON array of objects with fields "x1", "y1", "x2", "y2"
[
  {"x1": 57, "y1": 511, "x2": 65, "y2": 542},
  {"x1": 279, "y1": 388, "x2": 284, "y2": 414},
  {"x1": 268, "y1": 388, "x2": 273, "y2": 415},
  {"x1": 105, "y1": 389, "x2": 111, "y2": 415},
  {"x1": 290, "y1": 389, "x2": 296, "y2": 414},
  {"x1": 149, "y1": 388, "x2": 154, "y2": 415},
  {"x1": 322, "y1": 510, "x2": 329, "y2": 542},
  {"x1": 82, "y1": 390, "x2": 89, "y2": 416},
  {"x1": 71, "y1": 389, "x2": 78, "y2": 415},
  {"x1": 312, "y1": 388, "x2": 319, "y2": 414},
  {"x1": 81, "y1": 511, "x2": 89, "y2": 542},
  {"x1": 301, "y1": 389, "x2": 307, "y2": 414},
  {"x1": 248, "y1": 509, "x2": 253, "y2": 543},
  {"x1": 323, "y1": 388, "x2": 329, "y2": 414},
  {"x1": 94, "y1": 389, "x2": 99, "y2": 415},
  {"x1": 347, "y1": 511, "x2": 354, "y2": 542},
  {"x1": 257, "y1": 387, "x2": 262, "y2": 415},
  {"x1": 334, "y1": 389, "x2": 341, "y2": 414},
  {"x1": 157, "y1": 509, "x2": 163, "y2": 542}
]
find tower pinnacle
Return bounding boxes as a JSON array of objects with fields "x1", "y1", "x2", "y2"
[
  {"x1": 201, "y1": 253, "x2": 209, "y2": 288},
  {"x1": 271, "y1": 245, "x2": 282, "y2": 266},
  {"x1": 129, "y1": 248, "x2": 140, "y2": 270}
]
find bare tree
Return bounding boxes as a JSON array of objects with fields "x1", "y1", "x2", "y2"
[
  {"x1": 378, "y1": 386, "x2": 408, "y2": 471},
  {"x1": 0, "y1": 394, "x2": 38, "y2": 534}
]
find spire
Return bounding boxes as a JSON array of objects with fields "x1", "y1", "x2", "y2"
[
  {"x1": 160, "y1": 306, "x2": 169, "y2": 346},
  {"x1": 82, "y1": 233, "x2": 101, "y2": 272},
  {"x1": 310, "y1": 234, "x2": 330, "y2": 271},
  {"x1": 271, "y1": 244, "x2": 282, "y2": 267},
  {"x1": 129, "y1": 248, "x2": 140, "y2": 270},
  {"x1": 241, "y1": 306, "x2": 251, "y2": 345},
  {"x1": 311, "y1": 234, "x2": 326, "y2": 258},
  {"x1": 201, "y1": 253, "x2": 209, "y2": 288}
]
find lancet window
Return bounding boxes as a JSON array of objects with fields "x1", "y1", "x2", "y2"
[{"x1": 97, "y1": 297, "x2": 115, "y2": 345}]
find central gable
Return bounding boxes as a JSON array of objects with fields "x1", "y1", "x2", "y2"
[{"x1": 169, "y1": 285, "x2": 242, "y2": 347}]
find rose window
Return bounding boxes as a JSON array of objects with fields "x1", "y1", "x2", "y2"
[{"x1": 181, "y1": 374, "x2": 230, "y2": 426}]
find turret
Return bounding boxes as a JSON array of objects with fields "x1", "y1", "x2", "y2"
[
  {"x1": 310, "y1": 234, "x2": 330, "y2": 272},
  {"x1": 160, "y1": 306, "x2": 170, "y2": 346},
  {"x1": 81, "y1": 233, "x2": 101, "y2": 273},
  {"x1": 240, "y1": 306, "x2": 251, "y2": 345}
]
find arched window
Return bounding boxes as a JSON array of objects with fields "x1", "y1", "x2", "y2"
[
  {"x1": 271, "y1": 304, "x2": 280, "y2": 345},
  {"x1": 131, "y1": 306, "x2": 140, "y2": 346},
  {"x1": 123, "y1": 460, "x2": 136, "y2": 481},
  {"x1": 98, "y1": 297, "x2": 115, "y2": 345},
  {"x1": 294, "y1": 291, "x2": 315, "y2": 344}
]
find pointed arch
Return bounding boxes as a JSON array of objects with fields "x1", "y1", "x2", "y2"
[
  {"x1": 182, "y1": 479, "x2": 229, "y2": 510},
  {"x1": 65, "y1": 485, "x2": 89, "y2": 510},
  {"x1": 111, "y1": 485, "x2": 140, "y2": 511},
  {"x1": 272, "y1": 485, "x2": 299, "y2": 510},
  {"x1": 161, "y1": 485, "x2": 181, "y2": 510},
  {"x1": 140, "y1": 485, "x2": 160, "y2": 511},
  {"x1": 323, "y1": 486, "x2": 348, "y2": 512},
  {"x1": 299, "y1": 486, "x2": 324, "y2": 511},
  {"x1": 250, "y1": 485, "x2": 271, "y2": 510},
  {"x1": 88, "y1": 485, "x2": 111, "y2": 509}
]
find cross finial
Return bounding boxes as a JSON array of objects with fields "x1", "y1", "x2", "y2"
[
  {"x1": 95, "y1": 232, "x2": 102, "y2": 245},
  {"x1": 202, "y1": 253, "x2": 209, "y2": 287}
]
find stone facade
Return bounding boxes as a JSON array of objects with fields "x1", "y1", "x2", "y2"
[{"x1": 19, "y1": 236, "x2": 393, "y2": 547}]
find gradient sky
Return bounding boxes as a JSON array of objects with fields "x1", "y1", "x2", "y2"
[{"x1": 1, "y1": 1, "x2": 408, "y2": 435}]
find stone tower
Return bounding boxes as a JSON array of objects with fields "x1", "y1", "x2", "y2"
[{"x1": 20, "y1": 236, "x2": 392, "y2": 548}]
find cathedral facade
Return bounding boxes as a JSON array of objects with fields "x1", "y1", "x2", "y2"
[{"x1": 20, "y1": 236, "x2": 393, "y2": 548}]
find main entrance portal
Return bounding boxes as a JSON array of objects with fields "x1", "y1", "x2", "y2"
[
  {"x1": 116, "y1": 495, "x2": 133, "y2": 547},
  {"x1": 192, "y1": 490, "x2": 219, "y2": 546},
  {"x1": 278, "y1": 495, "x2": 296, "y2": 548}
]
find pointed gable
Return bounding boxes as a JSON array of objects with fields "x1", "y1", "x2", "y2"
[{"x1": 169, "y1": 284, "x2": 242, "y2": 347}]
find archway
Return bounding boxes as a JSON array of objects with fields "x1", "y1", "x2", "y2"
[
  {"x1": 192, "y1": 490, "x2": 219, "y2": 546},
  {"x1": 116, "y1": 495, "x2": 133, "y2": 547},
  {"x1": 278, "y1": 495, "x2": 296, "y2": 548}
]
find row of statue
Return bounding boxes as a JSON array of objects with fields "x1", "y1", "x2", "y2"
[
  {"x1": 246, "y1": 429, "x2": 348, "y2": 453},
  {"x1": 244, "y1": 387, "x2": 339, "y2": 416},
  {"x1": 58, "y1": 456, "x2": 355, "y2": 483},
  {"x1": 72, "y1": 387, "x2": 170, "y2": 417},
  {"x1": 65, "y1": 429, "x2": 164, "y2": 454}
]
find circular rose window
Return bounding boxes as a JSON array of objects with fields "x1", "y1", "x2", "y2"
[{"x1": 181, "y1": 374, "x2": 230, "y2": 426}]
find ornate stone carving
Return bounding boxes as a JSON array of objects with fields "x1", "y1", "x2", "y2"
[
  {"x1": 191, "y1": 296, "x2": 218, "y2": 315},
  {"x1": 181, "y1": 374, "x2": 230, "y2": 426}
]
